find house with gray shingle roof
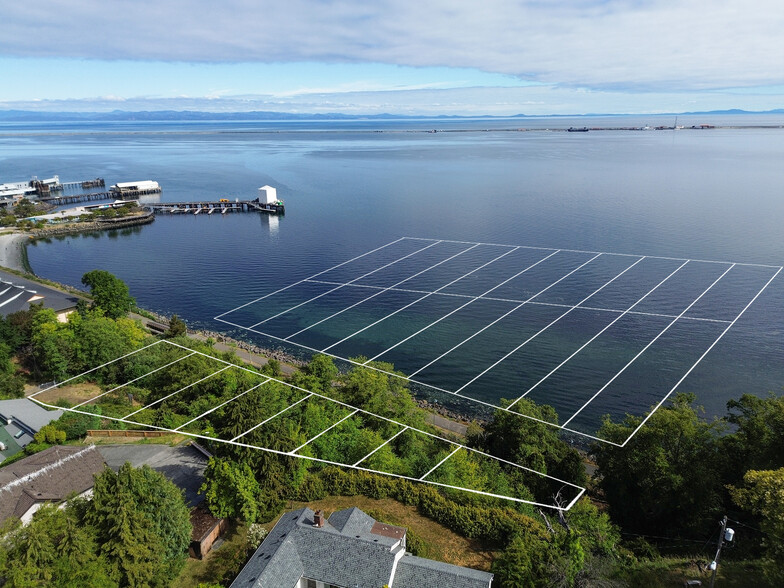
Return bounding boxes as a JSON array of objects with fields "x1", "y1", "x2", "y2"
[
  {"x1": 231, "y1": 506, "x2": 493, "y2": 588},
  {"x1": 0, "y1": 445, "x2": 106, "y2": 525}
]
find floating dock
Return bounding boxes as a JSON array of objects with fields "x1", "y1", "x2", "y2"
[{"x1": 146, "y1": 199, "x2": 284, "y2": 215}]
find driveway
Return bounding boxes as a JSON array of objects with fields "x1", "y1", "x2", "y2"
[{"x1": 96, "y1": 444, "x2": 208, "y2": 506}]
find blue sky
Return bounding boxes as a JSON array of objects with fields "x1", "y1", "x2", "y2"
[{"x1": 0, "y1": 1, "x2": 782, "y2": 115}]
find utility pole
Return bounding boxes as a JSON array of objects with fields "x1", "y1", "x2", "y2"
[{"x1": 708, "y1": 515, "x2": 728, "y2": 588}]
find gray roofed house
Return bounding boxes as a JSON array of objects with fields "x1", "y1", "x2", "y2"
[
  {"x1": 231, "y1": 506, "x2": 493, "y2": 588},
  {"x1": 0, "y1": 269, "x2": 81, "y2": 319},
  {"x1": 0, "y1": 445, "x2": 106, "y2": 525},
  {"x1": 0, "y1": 398, "x2": 63, "y2": 461}
]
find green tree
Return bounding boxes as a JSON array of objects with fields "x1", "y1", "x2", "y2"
[
  {"x1": 33, "y1": 423, "x2": 66, "y2": 444},
  {"x1": 163, "y1": 314, "x2": 187, "y2": 338},
  {"x1": 593, "y1": 393, "x2": 724, "y2": 536},
  {"x1": 722, "y1": 393, "x2": 784, "y2": 487},
  {"x1": 81, "y1": 270, "x2": 135, "y2": 320},
  {"x1": 87, "y1": 462, "x2": 191, "y2": 585},
  {"x1": 30, "y1": 308, "x2": 76, "y2": 381},
  {"x1": 471, "y1": 398, "x2": 586, "y2": 500},
  {"x1": 730, "y1": 468, "x2": 784, "y2": 586},
  {"x1": 13, "y1": 198, "x2": 37, "y2": 218},
  {"x1": 492, "y1": 532, "x2": 554, "y2": 587},
  {"x1": 200, "y1": 458, "x2": 261, "y2": 523}
]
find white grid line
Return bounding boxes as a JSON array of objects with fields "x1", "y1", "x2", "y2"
[
  {"x1": 214, "y1": 237, "x2": 409, "y2": 319},
  {"x1": 287, "y1": 243, "x2": 482, "y2": 342},
  {"x1": 420, "y1": 446, "x2": 461, "y2": 481},
  {"x1": 453, "y1": 254, "x2": 645, "y2": 394},
  {"x1": 290, "y1": 409, "x2": 360, "y2": 454},
  {"x1": 318, "y1": 244, "x2": 519, "y2": 353},
  {"x1": 303, "y1": 279, "x2": 733, "y2": 324},
  {"x1": 230, "y1": 392, "x2": 314, "y2": 441},
  {"x1": 402, "y1": 237, "x2": 782, "y2": 269},
  {"x1": 174, "y1": 377, "x2": 272, "y2": 431},
  {"x1": 248, "y1": 240, "x2": 444, "y2": 329},
  {"x1": 409, "y1": 250, "x2": 595, "y2": 378},
  {"x1": 50, "y1": 406, "x2": 584, "y2": 510},
  {"x1": 121, "y1": 365, "x2": 232, "y2": 419},
  {"x1": 29, "y1": 339, "x2": 585, "y2": 510},
  {"x1": 73, "y1": 352, "x2": 197, "y2": 408},
  {"x1": 620, "y1": 265, "x2": 783, "y2": 446},
  {"x1": 507, "y1": 260, "x2": 690, "y2": 408},
  {"x1": 366, "y1": 248, "x2": 559, "y2": 363},
  {"x1": 562, "y1": 263, "x2": 736, "y2": 426},
  {"x1": 352, "y1": 426, "x2": 409, "y2": 467},
  {"x1": 140, "y1": 340, "x2": 586, "y2": 489},
  {"x1": 28, "y1": 339, "x2": 165, "y2": 398},
  {"x1": 214, "y1": 314, "x2": 627, "y2": 446},
  {"x1": 212, "y1": 238, "x2": 780, "y2": 444}
]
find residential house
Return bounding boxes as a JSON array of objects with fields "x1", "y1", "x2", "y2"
[
  {"x1": 0, "y1": 445, "x2": 106, "y2": 525},
  {"x1": 231, "y1": 506, "x2": 493, "y2": 588}
]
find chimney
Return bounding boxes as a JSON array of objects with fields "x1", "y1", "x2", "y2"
[{"x1": 313, "y1": 510, "x2": 325, "y2": 528}]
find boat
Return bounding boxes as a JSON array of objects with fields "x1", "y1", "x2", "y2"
[{"x1": 567, "y1": 127, "x2": 589, "y2": 132}]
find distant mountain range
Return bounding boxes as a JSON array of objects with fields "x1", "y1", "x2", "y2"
[{"x1": 0, "y1": 108, "x2": 781, "y2": 122}]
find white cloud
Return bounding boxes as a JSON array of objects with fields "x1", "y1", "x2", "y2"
[{"x1": 0, "y1": 1, "x2": 782, "y2": 92}]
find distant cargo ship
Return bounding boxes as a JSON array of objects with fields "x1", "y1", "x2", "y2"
[{"x1": 567, "y1": 127, "x2": 589, "y2": 132}]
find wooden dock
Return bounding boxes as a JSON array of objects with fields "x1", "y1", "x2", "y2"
[{"x1": 147, "y1": 199, "x2": 284, "y2": 215}]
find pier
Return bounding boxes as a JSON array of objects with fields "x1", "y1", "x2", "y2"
[
  {"x1": 39, "y1": 186, "x2": 162, "y2": 206},
  {"x1": 146, "y1": 199, "x2": 284, "y2": 215}
]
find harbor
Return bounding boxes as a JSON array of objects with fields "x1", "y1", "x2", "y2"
[
  {"x1": 0, "y1": 174, "x2": 284, "y2": 216},
  {"x1": 146, "y1": 199, "x2": 284, "y2": 215}
]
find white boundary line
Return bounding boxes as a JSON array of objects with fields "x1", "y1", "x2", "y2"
[
  {"x1": 409, "y1": 250, "x2": 597, "y2": 378},
  {"x1": 212, "y1": 237, "x2": 780, "y2": 444},
  {"x1": 420, "y1": 446, "x2": 461, "y2": 481},
  {"x1": 28, "y1": 339, "x2": 165, "y2": 397},
  {"x1": 401, "y1": 237, "x2": 782, "y2": 269},
  {"x1": 74, "y1": 352, "x2": 197, "y2": 408},
  {"x1": 562, "y1": 263, "x2": 736, "y2": 427},
  {"x1": 620, "y1": 265, "x2": 783, "y2": 446},
  {"x1": 507, "y1": 260, "x2": 690, "y2": 408},
  {"x1": 290, "y1": 409, "x2": 360, "y2": 454},
  {"x1": 30, "y1": 339, "x2": 585, "y2": 510},
  {"x1": 352, "y1": 426, "x2": 409, "y2": 467},
  {"x1": 366, "y1": 249, "x2": 559, "y2": 363},
  {"x1": 317, "y1": 244, "x2": 517, "y2": 353},
  {"x1": 121, "y1": 365, "x2": 232, "y2": 419},
  {"x1": 304, "y1": 279, "x2": 733, "y2": 324},
  {"x1": 230, "y1": 392, "x2": 314, "y2": 441},
  {"x1": 174, "y1": 377, "x2": 272, "y2": 431},
  {"x1": 288, "y1": 243, "x2": 483, "y2": 342},
  {"x1": 452, "y1": 254, "x2": 645, "y2": 393},
  {"x1": 248, "y1": 240, "x2": 444, "y2": 329},
  {"x1": 50, "y1": 406, "x2": 585, "y2": 510},
  {"x1": 214, "y1": 237, "x2": 409, "y2": 319},
  {"x1": 214, "y1": 315, "x2": 627, "y2": 446}
]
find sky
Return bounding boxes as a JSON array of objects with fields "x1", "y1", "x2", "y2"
[{"x1": 0, "y1": 0, "x2": 782, "y2": 115}]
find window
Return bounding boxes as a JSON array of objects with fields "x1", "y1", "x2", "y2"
[{"x1": 305, "y1": 580, "x2": 316, "y2": 588}]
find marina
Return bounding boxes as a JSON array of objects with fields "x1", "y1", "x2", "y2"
[{"x1": 146, "y1": 199, "x2": 284, "y2": 215}]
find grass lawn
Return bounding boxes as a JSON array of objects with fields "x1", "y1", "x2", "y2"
[{"x1": 286, "y1": 495, "x2": 497, "y2": 571}]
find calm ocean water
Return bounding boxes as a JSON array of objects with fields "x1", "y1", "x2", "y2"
[{"x1": 2, "y1": 114, "x2": 783, "y2": 434}]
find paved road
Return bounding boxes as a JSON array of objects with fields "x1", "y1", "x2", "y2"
[{"x1": 96, "y1": 444, "x2": 207, "y2": 506}]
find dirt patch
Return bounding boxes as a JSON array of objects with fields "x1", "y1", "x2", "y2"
[
  {"x1": 285, "y1": 495, "x2": 496, "y2": 571},
  {"x1": 33, "y1": 382, "x2": 102, "y2": 406}
]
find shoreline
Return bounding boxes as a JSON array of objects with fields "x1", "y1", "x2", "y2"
[{"x1": 0, "y1": 231, "x2": 32, "y2": 273}]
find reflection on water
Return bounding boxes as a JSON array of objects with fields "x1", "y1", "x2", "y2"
[{"x1": 3, "y1": 115, "x2": 783, "y2": 426}]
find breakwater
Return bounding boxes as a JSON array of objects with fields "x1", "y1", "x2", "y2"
[{"x1": 30, "y1": 212, "x2": 155, "y2": 238}]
